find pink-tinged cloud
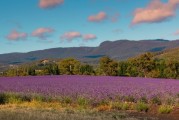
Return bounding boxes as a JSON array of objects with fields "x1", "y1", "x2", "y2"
[
  {"x1": 88, "y1": 12, "x2": 107, "y2": 22},
  {"x1": 83, "y1": 34, "x2": 97, "y2": 40},
  {"x1": 39, "y1": 0, "x2": 64, "y2": 9},
  {"x1": 6, "y1": 30, "x2": 27, "y2": 41},
  {"x1": 61, "y1": 32, "x2": 82, "y2": 41},
  {"x1": 132, "y1": 0, "x2": 179, "y2": 25},
  {"x1": 174, "y1": 30, "x2": 179, "y2": 35},
  {"x1": 32, "y1": 28, "x2": 54, "y2": 39},
  {"x1": 169, "y1": 0, "x2": 179, "y2": 6}
]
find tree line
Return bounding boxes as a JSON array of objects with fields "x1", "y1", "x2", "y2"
[{"x1": 1, "y1": 52, "x2": 179, "y2": 79}]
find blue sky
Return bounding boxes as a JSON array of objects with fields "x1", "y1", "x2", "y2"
[{"x1": 0, "y1": 0, "x2": 179, "y2": 54}]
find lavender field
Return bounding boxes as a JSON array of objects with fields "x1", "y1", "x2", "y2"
[{"x1": 0, "y1": 75, "x2": 179, "y2": 102}]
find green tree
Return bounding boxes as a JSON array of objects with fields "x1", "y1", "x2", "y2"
[
  {"x1": 79, "y1": 64, "x2": 95, "y2": 75},
  {"x1": 126, "y1": 62, "x2": 138, "y2": 77},
  {"x1": 17, "y1": 67, "x2": 28, "y2": 76},
  {"x1": 118, "y1": 61, "x2": 128, "y2": 76},
  {"x1": 153, "y1": 59, "x2": 166, "y2": 78},
  {"x1": 28, "y1": 67, "x2": 36, "y2": 76},
  {"x1": 45, "y1": 64, "x2": 59, "y2": 75},
  {"x1": 133, "y1": 53, "x2": 155, "y2": 77},
  {"x1": 164, "y1": 60, "x2": 179, "y2": 79},
  {"x1": 59, "y1": 58, "x2": 81, "y2": 75},
  {"x1": 99, "y1": 56, "x2": 118, "y2": 76},
  {"x1": 6, "y1": 69, "x2": 17, "y2": 77}
]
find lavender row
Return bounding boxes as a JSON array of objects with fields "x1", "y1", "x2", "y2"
[{"x1": 0, "y1": 75, "x2": 179, "y2": 101}]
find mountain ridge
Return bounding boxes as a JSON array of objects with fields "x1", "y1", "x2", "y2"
[{"x1": 0, "y1": 39, "x2": 179, "y2": 65}]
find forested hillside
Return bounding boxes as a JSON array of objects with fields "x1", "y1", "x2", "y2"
[{"x1": 155, "y1": 47, "x2": 179, "y2": 61}]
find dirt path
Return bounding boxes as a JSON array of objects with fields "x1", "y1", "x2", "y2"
[{"x1": 127, "y1": 107, "x2": 179, "y2": 120}]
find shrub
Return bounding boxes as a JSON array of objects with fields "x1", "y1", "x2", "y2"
[
  {"x1": 0, "y1": 93, "x2": 22, "y2": 104},
  {"x1": 121, "y1": 102, "x2": 130, "y2": 110},
  {"x1": 77, "y1": 97, "x2": 89, "y2": 107},
  {"x1": 139, "y1": 96, "x2": 148, "y2": 103},
  {"x1": 124, "y1": 96, "x2": 135, "y2": 102},
  {"x1": 111, "y1": 102, "x2": 122, "y2": 110},
  {"x1": 158, "y1": 105, "x2": 173, "y2": 114},
  {"x1": 99, "y1": 99, "x2": 109, "y2": 106},
  {"x1": 32, "y1": 95, "x2": 46, "y2": 102},
  {"x1": 6, "y1": 94, "x2": 22, "y2": 104},
  {"x1": 62, "y1": 97, "x2": 72, "y2": 104},
  {"x1": 166, "y1": 98, "x2": 175, "y2": 105},
  {"x1": 111, "y1": 102, "x2": 132, "y2": 110},
  {"x1": 135, "y1": 102, "x2": 149, "y2": 112},
  {"x1": 0, "y1": 93, "x2": 7, "y2": 104},
  {"x1": 151, "y1": 97, "x2": 162, "y2": 105},
  {"x1": 20, "y1": 95, "x2": 32, "y2": 102}
]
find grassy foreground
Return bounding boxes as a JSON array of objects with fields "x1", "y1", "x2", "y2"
[
  {"x1": 0, "y1": 93, "x2": 179, "y2": 120},
  {"x1": 0, "y1": 104, "x2": 155, "y2": 120}
]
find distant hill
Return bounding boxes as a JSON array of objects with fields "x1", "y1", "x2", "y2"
[
  {"x1": 0, "y1": 39, "x2": 179, "y2": 65},
  {"x1": 154, "y1": 47, "x2": 179, "y2": 61}
]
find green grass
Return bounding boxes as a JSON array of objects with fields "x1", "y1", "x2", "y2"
[
  {"x1": 0, "y1": 93, "x2": 49, "y2": 105},
  {"x1": 121, "y1": 103, "x2": 130, "y2": 110},
  {"x1": 0, "y1": 93, "x2": 22, "y2": 104},
  {"x1": 111, "y1": 102, "x2": 122, "y2": 110},
  {"x1": 135, "y1": 102, "x2": 149, "y2": 112},
  {"x1": 0, "y1": 92, "x2": 176, "y2": 120},
  {"x1": 0, "y1": 92, "x2": 178, "y2": 118},
  {"x1": 77, "y1": 97, "x2": 89, "y2": 107},
  {"x1": 61, "y1": 97, "x2": 72, "y2": 104},
  {"x1": 158, "y1": 105, "x2": 173, "y2": 114}
]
